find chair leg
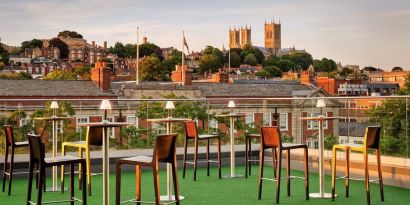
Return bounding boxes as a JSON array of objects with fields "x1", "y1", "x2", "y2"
[
  {"x1": 364, "y1": 151, "x2": 370, "y2": 205},
  {"x1": 37, "y1": 166, "x2": 45, "y2": 205},
  {"x1": 78, "y1": 148, "x2": 83, "y2": 190},
  {"x1": 273, "y1": 148, "x2": 277, "y2": 178},
  {"x1": 258, "y1": 148, "x2": 265, "y2": 200},
  {"x1": 86, "y1": 147, "x2": 91, "y2": 196},
  {"x1": 70, "y1": 163, "x2": 75, "y2": 205},
  {"x1": 136, "y1": 165, "x2": 141, "y2": 205},
  {"x1": 249, "y1": 137, "x2": 253, "y2": 176},
  {"x1": 346, "y1": 148, "x2": 350, "y2": 197},
  {"x1": 206, "y1": 139, "x2": 210, "y2": 177},
  {"x1": 245, "y1": 137, "x2": 249, "y2": 178},
  {"x1": 61, "y1": 145, "x2": 66, "y2": 193},
  {"x1": 376, "y1": 149, "x2": 384, "y2": 201},
  {"x1": 2, "y1": 144, "x2": 8, "y2": 193},
  {"x1": 304, "y1": 147, "x2": 309, "y2": 200},
  {"x1": 193, "y1": 139, "x2": 198, "y2": 181},
  {"x1": 115, "y1": 162, "x2": 121, "y2": 205},
  {"x1": 172, "y1": 162, "x2": 180, "y2": 205},
  {"x1": 331, "y1": 147, "x2": 337, "y2": 200},
  {"x1": 153, "y1": 165, "x2": 161, "y2": 205},
  {"x1": 218, "y1": 137, "x2": 222, "y2": 179},
  {"x1": 8, "y1": 147, "x2": 15, "y2": 196},
  {"x1": 286, "y1": 149, "x2": 290, "y2": 197},
  {"x1": 81, "y1": 161, "x2": 87, "y2": 205},
  {"x1": 276, "y1": 150, "x2": 283, "y2": 204},
  {"x1": 27, "y1": 162, "x2": 34, "y2": 205},
  {"x1": 182, "y1": 138, "x2": 188, "y2": 179}
]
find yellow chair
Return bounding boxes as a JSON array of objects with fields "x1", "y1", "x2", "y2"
[
  {"x1": 331, "y1": 126, "x2": 384, "y2": 205},
  {"x1": 61, "y1": 126, "x2": 103, "y2": 196}
]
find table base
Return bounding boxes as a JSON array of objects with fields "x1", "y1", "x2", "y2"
[
  {"x1": 309, "y1": 193, "x2": 336, "y2": 199},
  {"x1": 160, "y1": 195, "x2": 185, "y2": 202},
  {"x1": 46, "y1": 187, "x2": 67, "y2": 192},
  {"x1": 223, "y1": 174, "x2": 244, "y2": 179}
]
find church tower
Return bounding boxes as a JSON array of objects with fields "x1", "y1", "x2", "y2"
[
  {"x1": 229, "y1": 27, "x2": 240, "y2": 49},
  {"x1": 264, "y1": 18, "x2": 281, "y2": 55},
  {"x1": 240, "y1": 25, "x2": 251, "y2": 48}
]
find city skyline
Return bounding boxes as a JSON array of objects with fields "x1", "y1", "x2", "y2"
[{"x1": 1, "y1": 0, "x2": 409, "y2": 70}]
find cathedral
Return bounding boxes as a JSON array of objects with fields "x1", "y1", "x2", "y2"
[{"x1": 229, "y1": 19, "x2": 281, "y2": 55}]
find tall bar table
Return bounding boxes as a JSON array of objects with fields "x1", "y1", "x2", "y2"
[
  {"x1": 147, "y1": 117, "x2": 190, "y2": 202},
  {"x1": 34, "y1": 116, "x2": 72, "y2": 192},
  {"x1": 301, "y1": 115, "x2": 339, "y2": 198},
  {"x1": 79, "y1": 122, "x2": 130, "y2": 205},
  {"x1": 215, "y1": 113, "x2": 246, "y2": 178}
]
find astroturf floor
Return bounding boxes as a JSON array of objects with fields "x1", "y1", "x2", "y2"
[{"x1": 1, "y1": 165, "x2": 409, "y2": 204}]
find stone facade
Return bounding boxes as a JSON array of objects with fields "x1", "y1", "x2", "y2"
[{"x1": 264, "y1": 19, "x2": 281, "y2": 55}]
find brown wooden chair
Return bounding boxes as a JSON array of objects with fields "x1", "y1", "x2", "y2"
[
  {"x1": 61, "y1": 126, "x2": 103, "y2": 196},
  {"x1": 331, "y1": 126, "x2": 384, "y2": 205},
  {"x1": 27, "y1": 134, "x2": 87, "y2": 205},
  {"x1": 245, "y1": 133, "x2": 278, "y2": 178},
  {"x1": 182, "y1": 121, "x2": 221, "y2": 181},
  {"x1": 116, "y1": 134, "x2": 179, "y2": 205},
  {"x1": 258, "y1": 126, "x2": 309, "y2": 204},
  {"x1": 2, "y1": 125, "x2": 29, "y2": 195}
]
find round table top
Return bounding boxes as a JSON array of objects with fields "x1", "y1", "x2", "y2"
[
  {"x1": 77, "y1": 122, "x2": 132, "y2": 128},
  {"x1": 215, "y1": 113, "x2": 247, "y2": 117},
  {"x1": 34, "y1": 116, "x2": 73, "y2": 121},
  {"x1": 147, "y1": 117, "x2": 191, "y2": 123}
]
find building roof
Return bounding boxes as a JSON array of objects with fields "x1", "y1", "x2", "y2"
[
  {"x1": 339, "y1": 122, "x2": 378, "y2": 137},
  {"x1": 0, "y1": 80, "x2": 115, "y2": 97}
]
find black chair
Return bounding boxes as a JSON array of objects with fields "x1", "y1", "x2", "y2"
[
  {"x1": 182, "y1": 121, "x2": 221, "y2": 181},
  {"x1": 27, "y1": 134, "x2": 87, "y2": 205},
  {"x1": 116, "y1": 134, "x2": 179, "y2": 205},
  {"x1": 2, "y1": 125, "x2": 29, "y2": 195},
  {"x1": 258, "y1": 126, "x2": 309, "y2": 204}
]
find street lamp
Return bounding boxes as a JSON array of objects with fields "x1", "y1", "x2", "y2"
[
  {"x1": 228, "y1": 100, "x2": 236, "y2": 113},
  {"x1": 50, "y1": 101, "x2": 59, "y2": 117},
  {"x1": 316, "y1": 99, "x2": 326, "y2": 116},
  {"x1": 165, "y1": 101, "x2": 175, "y2": 118}
]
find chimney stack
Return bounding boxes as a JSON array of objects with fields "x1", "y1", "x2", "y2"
[
  {"x1": 103, "y1": 41, "x2": 107, "y2": 49},
  {"x1": 92, "y1": 41, "x2": 95, "y2": 47},
  {"x1": 91, "y1": 62, "x2": 111, "y2": 91},
  {"x1": 142, "y1": 37, "x2": 148, "y2": 44}
]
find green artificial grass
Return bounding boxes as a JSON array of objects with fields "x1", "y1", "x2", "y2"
[{"x1": 1, "y1": 165, "x2": 409, "y2": 204}]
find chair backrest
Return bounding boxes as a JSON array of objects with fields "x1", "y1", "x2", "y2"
[
  {"x1": 28, "y1": 134, "x2": 45, "y2": 164},
  {"x1": 86, "y1": 126, "x2": 103, "y2": 146},
  {"x1": 153, "y1": 134, "x2": 178, "y2": 163},
  {"x1": 3, "y1": 125, "x2": 14, "y2": 146},
  {"x1": 184, "y1": 121, "x2": 198, "y2": 139},
  {"x1": 260, "y1": 126, "x2": 281, "y2": 148},
  {"x1": 364, "y1": 126, "x2": 381, "y2": 149}
]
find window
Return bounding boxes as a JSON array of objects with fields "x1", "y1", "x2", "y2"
[
  {"x1": 307, "y1": 113, "x2": 327, "y2": 130},
  {"x1": 127, "y1": 116, "x2": 138, "y2": 128},
  {"x1": 209, "y1": 119, "x2": 218, "y2": 129},
  {"x1": 19, "y1": 118, "x2": 28, "y2": 127},
  {"x1": 76, "y1": 116, "x2": 89, "y2": 132},
  {"x1": 279, "y1": 113, "x2": 288, "y2": 131},
  {"x1": 263, "y1": 113, "x2": 271, "y2": 126},
  {"x1": 245, "y1": 113, "x2": 254, "y2": 125},
  {"x1": 56, "y1": 120, "x2": 63, "y2": 134},
  {"x1": 107, "y1": 117, "x2": 115, "y2": 139}
]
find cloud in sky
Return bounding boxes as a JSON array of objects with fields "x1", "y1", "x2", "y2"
[{"x1": 0, "y1": 0, "x2": 409, "y2": 69}]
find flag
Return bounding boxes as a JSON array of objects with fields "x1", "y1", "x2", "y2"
[{"x1": 183, "y1": 35, "x2": 190, "y2": 54}]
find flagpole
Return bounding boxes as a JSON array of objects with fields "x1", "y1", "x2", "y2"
[
  {"x1": 136, "y1": 27, "x2": 140, "y2": 85},
  {"x1": 228, "y1": 48, "x2": 231, "y2": 80},
  {"x1": 182, "y1": 31, "x2": 185, "y2": 85}
]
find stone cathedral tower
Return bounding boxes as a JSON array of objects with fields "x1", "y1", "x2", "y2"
[
  {"x1": 229, "y1": 27, "x2": 241, "y2": 49},
  {"x1": 264, "y1": 19, "x2": 281, "y2": 55},
  {"x1": 240, "y1": 25, "x2": 251, "y2": 48}
]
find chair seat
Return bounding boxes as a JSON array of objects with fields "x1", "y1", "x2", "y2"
[
  {"x1": 282, "y1": 143, "x2": 307, "y2": 149},
  {"x1": 45, "y1": 155, "x2": 84, "y2": 165},
  {"x1": 62, "y1": 141, "x2": 87, "y2": 148},
  {"x1": 15, "y1": 141, "x2": 29, "y2": 147},
  {"x1": 198, "y1": 134, "x2": 219, "y2": 139},
  {"x1": 118, "y1": 156, "x2": 153, "y2": 165},
  {"x1": 334, "y1": 143, "x2": 364, "y2": 152}
]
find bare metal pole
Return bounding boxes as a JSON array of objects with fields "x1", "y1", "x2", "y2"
[
  {"x1": 182, "y1": 31, "x2": 185, "y2": 85},
  {"x1": 136, "y1": 27, "x2": 140, "y2": 85},
  {"x1": 228, "y1": 48, "x2": 231, "y2": 79}
]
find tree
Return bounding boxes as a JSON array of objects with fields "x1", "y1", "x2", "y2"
[
  {"x1": 0, "y1": 62, "x2": 4, "y2": 71},
  {"x1": 49, "y1": 38, "x2": 69, "y2": 58},
  {"x1": 276, "y1": 59, "x2": 296, "y2": 72},
  {"x1": 139, "y1": 54, "x2": 169, "y2": 81},
  {"x1": 161, "y1": 49, "x2": 183, "y2": 74},
  {"x1": 108, "y1": 42, "x2": 127, "y2": 58},
  {"x1": 315, "y1": 58, "x2": 337, "y2": 72},
  {"x1": 20, "y1": 39, "x2": 43, "y2": 53},
  {"x1": 199, "y1": 54, "x2": 222, "y2": 73},
  {"x1": 392, "y1": 67, "x2": 404, "y2": 72},
  {"x1": 58, "y1": 30, "x2": 83, "y2": 39},
  {"x1": 0, "y1": 45, "x2": 8, "y2": 64},
  {"x1": 262, "y1": 55, "x2": 279, "y2": 67},
  {"x1": 240, "y1": 44, "x2": 264, "y2": 64},
  {"x1": 255, "y1": 70, "x2": 271, "y2": 77},
  {"x1": 362, "y1": 66, "x2": 378, "y2": 72},
  {"x1": 339, "y1": 67, "x2": 353, "y2": 78},
  {"x1": 282, "y1": 52, "x2": 313, "y2": 70},
  {"x1": 204, "y1": 46, "x2": 224, "y2": 65},
  {"x1": 229, "y1": 51, "x2": 241, "y2": 68},
  {"x1": 139, "y1": 43, "x2": 163, "y2": 60},
  {"x1": 43, "y1": 70, "x2": 76, "y2": 80},
  {"x1": 264, "y1": 66, "x2": 282, "y2": 77},
  {"x1": 73, "y1": 66, "x2": 91, "y2": 80},
  {"x1": 0, "y1": 72, "x2": 32, "y2": 79},
  {"x1": 243, "y1": 54, "x2": 257, "y2": 66}
]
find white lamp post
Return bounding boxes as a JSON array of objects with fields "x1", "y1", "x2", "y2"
[
  {"x1": 50, "y1": 101, "x2": 59, "y2": 117},
  {"x1": 100, "y1": 100, "x2": 112, "y2": 123},
  {"x1": 228, "y1": 100, "x2": 236, "y2": 113},
  {"x1": 165, "y1": 101, "x2": 175, "y2": 118},
  {"x1": 316, "y1": 99, "x2": 326, "y2": 116}
]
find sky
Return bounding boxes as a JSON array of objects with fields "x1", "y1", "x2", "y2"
[{"x1": 0, "y1": 0, "x2": 409, "y2": 70}]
